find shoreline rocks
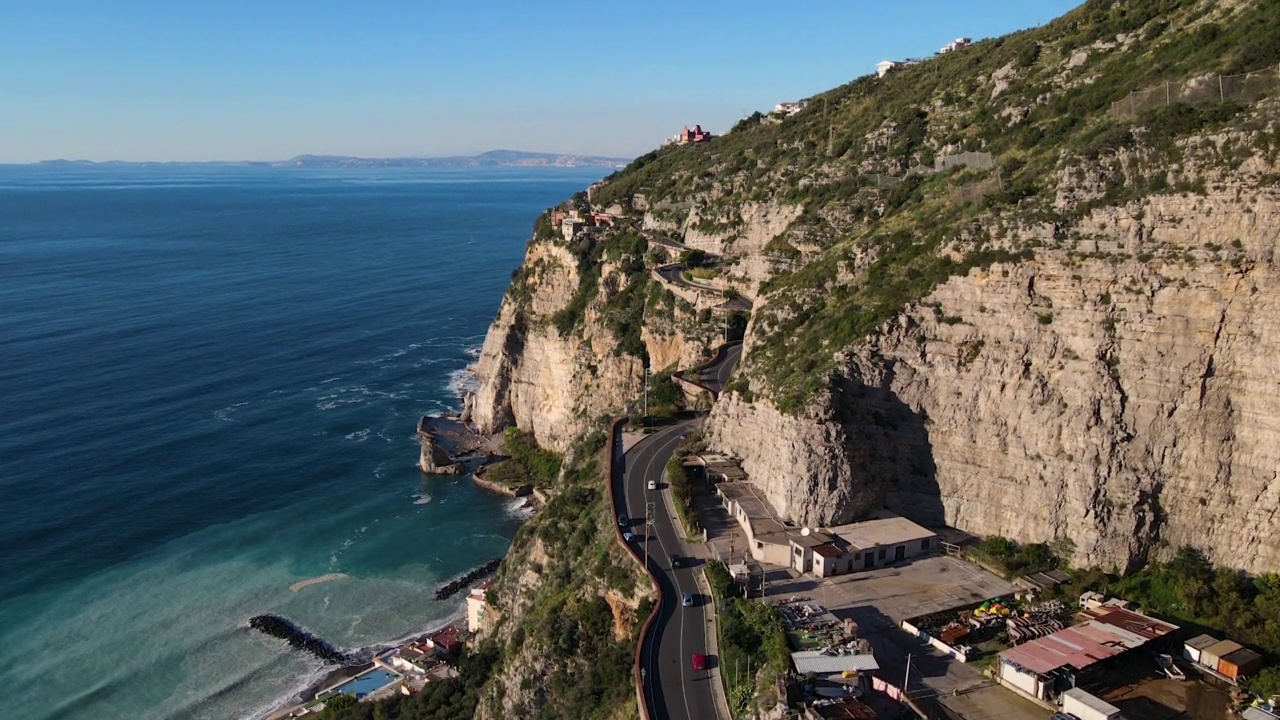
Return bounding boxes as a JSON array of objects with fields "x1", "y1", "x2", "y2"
[
  {"x1": 434, "y1": 558, "x2": 501, "y2": 601},
  {"x1": 248, "y1": 614, "x2": 352, "y2": 665}
]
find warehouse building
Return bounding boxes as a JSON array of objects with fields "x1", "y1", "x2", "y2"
[{"x1": 996, "y1": 606, "x2": 1179, "y2": 704}]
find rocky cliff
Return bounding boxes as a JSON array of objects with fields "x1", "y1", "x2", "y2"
[
  {"x1": 710, "y1": 187, "x2": 1280, "y2": 574},
  {"x1": 473, "y1": 0, "x2": 1280, "y2": 585}
]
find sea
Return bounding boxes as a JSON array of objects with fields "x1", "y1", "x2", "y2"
[{"x1": 0, "y1": 163, "x2": 608, "y2": 720}]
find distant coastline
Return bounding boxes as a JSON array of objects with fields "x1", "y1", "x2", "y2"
[{"x1": 20, "y1": 149, "x2": 630, "y2": 169}]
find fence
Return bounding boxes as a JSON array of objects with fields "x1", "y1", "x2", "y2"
[
  {"x1": 934, "y1": 151, "x2": 995, "y2": 172},
  {"x1": 1111, "y1": 65, "x2": 1280, "y2": 119},
  {"x1": 949, "y1": 171, "x2": 1003, "y2": 205}
]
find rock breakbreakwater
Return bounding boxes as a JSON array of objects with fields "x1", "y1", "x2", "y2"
[
  {"x1": 248, "y1": 614, "x2": 352, "y2": 665},
  {"x1": 434, "y1": 558, "x2": 500, "y2": 601}
]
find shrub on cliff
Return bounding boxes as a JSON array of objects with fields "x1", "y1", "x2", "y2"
[{"x1": 486, "y1": 428, "x2": 562, "y2": 489}]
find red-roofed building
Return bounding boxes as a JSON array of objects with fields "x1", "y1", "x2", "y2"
[
  {"x1": 996, "y1": 607, "x2": 1178, "y2": 704},
  {"x1": 425, "y1": 626, "x2": 463, "y2": 658},
  {"x1": 675, "y1": 124, "x2": 711, "y2": 145}
]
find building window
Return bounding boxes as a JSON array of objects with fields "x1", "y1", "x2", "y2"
[
  {"x1": 756, "y1": 541, "x2": 763, "y2": 549},
  {"x1": 794, "y1": 547, "x2": 802, "y2": 556},
  {"x1": 878, "y1": 548, "x2": 886, "y2": 560},
  {"x1": 921, "y1": 538, "x2": 930, "y2": 550}
]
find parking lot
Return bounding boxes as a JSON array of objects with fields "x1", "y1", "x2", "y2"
[
  {"x1": 765, "y1": 555, "x2": 1018, "y2": 626},
  {"x1": 763, "y1": 555, "x2": 1043, "y2": 720}
]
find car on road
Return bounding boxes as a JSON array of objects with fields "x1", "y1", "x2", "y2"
[
  {"x1": 617, "y1": 513, "x2": 627, "y2": 527},
  {"x1": 1051, "y1": 714, "x2": 1079, "y2": 720},
  {"x1": 682, "y1": 592, "x2": 694, "y2": 607},
  {"x1": 691, "y1": 653, "x2": 706, "y2": 671},
  {"x1": 647, "y1": 479, "x2": 657, "y2": 490},
  {"x1": 623, "y1": 531, "x2": 636, "y2": 542},
  {"x1": 670, "y1": 555, "x2": 682, "y2": 568}
]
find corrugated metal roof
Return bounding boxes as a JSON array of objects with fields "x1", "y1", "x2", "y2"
[
  {"x1": 791, "y1": 650, "x2": 880, "y2": 675},
  {"x1": 1090, "y1": 607, "x2": 1180, "y2": 639},
  {"x1": 999, "y1": 609, "x2": 1177, "y2": 676}
]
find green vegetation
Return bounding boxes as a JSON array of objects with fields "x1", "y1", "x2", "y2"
[
  {"x1": 317, "y1": 642, "x2": 500, "y2": 720},
  {"x1": 484, "y1": 428, "x2": 563, "y2": 490},
  {"x1": 664, "y1": 454, "x2": 697, "y2": 537},
  {"x1": 480, "y1": 433, "x2": 647, "y2": 719},
  {"x1": 587, "y1": 0, "x2": 1280, "y2": 412},
  {"x1": 967, "y1": 535, "x2": 1061, "y2": 577},
  {"x1": 1108, "y1": 547, "x2": 1280, "y2": 656},
  {"x1": 707, "y1": 561, "x2": 791, "y2": 718},
  {"x1": 970, "y1": 539, "x2": 1280, "y2": 697}
]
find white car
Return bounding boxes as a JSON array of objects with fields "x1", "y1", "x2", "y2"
[
  {"x1": 647, "y1": 480, "x2": 657, "y2": 490},
  {"x1": 623, "y1": 531, "x2": 636, "y2": 542}
]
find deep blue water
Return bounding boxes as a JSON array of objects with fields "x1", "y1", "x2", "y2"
[{"x1": 0, "y1": 164, "x2": 605, "y2": 719}]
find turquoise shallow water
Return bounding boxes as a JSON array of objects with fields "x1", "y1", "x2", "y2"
[{"x1": 0, "y1": 164, "x2": 604, "y2": 719}]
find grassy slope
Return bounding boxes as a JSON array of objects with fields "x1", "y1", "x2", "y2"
[{"x1": 593, "y1": 0, "x2": 1280, "y2": 412}]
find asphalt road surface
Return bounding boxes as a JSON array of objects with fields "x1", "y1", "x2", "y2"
[
  {"x1": 617, "y1": 420, "x2": 723, "y2": 720},
  {"x1": 696, "y1": 342, "x2": 741, "y2": 396}
]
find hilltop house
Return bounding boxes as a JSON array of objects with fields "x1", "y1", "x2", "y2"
[
  {"x1": 673, "y1": 124, "x2": 711, "y2": 145},
  {"x1": 876, "y1": 58, "x2": 922, "y2": 78}
]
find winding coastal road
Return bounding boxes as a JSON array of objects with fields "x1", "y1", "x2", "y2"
[
  {"x1": 614, "y1": 344, "x2": 742, "y2": 720},
  {"x1": 620, "y1": 420, "x2": 720, "y2": 720},
  {"x1": 695, "y1": 342, "x2": 741, "y2": 396}
]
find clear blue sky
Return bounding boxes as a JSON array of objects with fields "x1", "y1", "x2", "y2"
[{"x1": 0, "y1": 0, "x2": 1082, "y2": 162}]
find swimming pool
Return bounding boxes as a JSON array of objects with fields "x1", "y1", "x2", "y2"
[{"x1": 332, "y1": 668, "x2": 400, "y2": 699}]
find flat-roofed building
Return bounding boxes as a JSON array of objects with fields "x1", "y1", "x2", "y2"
[{"x1": 827, "y1": 511, "x2": 938, "y2": 571}]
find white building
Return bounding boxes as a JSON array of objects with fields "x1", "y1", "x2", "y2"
[
  {"x1": 940, "y1": 37, "x2": 973, "y2": 54},
  {"x1": 876, "y1": 60, "x2": 900, "y2": 78},
  {"x1": 716, "y1": 479, "x2": 938, "y2": 577},
  {"x1": 876, "y1": 58, "x2": 923, "y2": 78},
  {"x1": 561, "y1": 214, "x2": 585, "y2": 242},
  {"x1": 808, "y1": 511, "x2": 939, "y2": 577},
  {"x1": 772, "y1": 101, "x2": 808, "y2": 117},
  {"x1": 466, "y1": 580, "x2": 493, "y2": 633}
]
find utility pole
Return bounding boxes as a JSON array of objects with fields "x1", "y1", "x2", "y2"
[{"x1": 904, "y1": 653, "x2": 912, "y2": 696}]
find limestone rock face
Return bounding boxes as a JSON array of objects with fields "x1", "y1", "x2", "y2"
[
  {"x1": 471, "y1": 235, "x2": 717, "y2": 452},
  {"x1": 418, "y1": 431, "x2": 465, "y2": 475},
  {"x1": 709, "y1": 190, "x2": 1280, "y2": 574}
]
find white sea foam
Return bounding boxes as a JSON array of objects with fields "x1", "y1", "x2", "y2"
[
  {"x1": 344, "y1": 429, "x2": 371, "y2": 442},
  {"x1": 505, "y1": 497, "x2": 536, "y2": 521},
  {"x1": 446, "y1": 367, "x2": 480, "y2": 400},
  {"x1": 213, "y1": 401, "x2": 250, "y2": 422},
  {"x1": 413, "y1": 493, "x2": 433, "y2": 505}
]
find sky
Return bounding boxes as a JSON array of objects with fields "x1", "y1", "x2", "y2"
[{"x1": 0, "y1": 0, "x2": 1083, "y2": 163}]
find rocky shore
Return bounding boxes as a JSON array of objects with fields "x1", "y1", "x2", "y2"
[
  {"x1": 417, "y1": 407, "x2": 502, "y2": 476},
  {"x1": 434, "y1": 558, "x2": 501, "y2": 601}
]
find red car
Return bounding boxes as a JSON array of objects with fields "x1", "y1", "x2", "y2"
[{"x1": 691, "y1": 653, "x2": 707, "y2": 671}]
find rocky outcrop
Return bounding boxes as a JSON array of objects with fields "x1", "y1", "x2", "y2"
[
  {"x1": 710, "y1": 189, "x2": 1280, "y2": 574},
  {"x1": 417, "y1": 425, "x2": 465, "y2": 475},
  {"x1": 472, "y1": 235, "x2": 721, "y2": 452}
]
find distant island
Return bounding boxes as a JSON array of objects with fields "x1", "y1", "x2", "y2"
[{"x1": 33, "y1": 150, "x2": 629, "y2": 169}]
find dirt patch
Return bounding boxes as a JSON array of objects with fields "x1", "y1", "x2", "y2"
[{"x1": 1101, "y1": 673, "x2": 1232, "y2": 720}]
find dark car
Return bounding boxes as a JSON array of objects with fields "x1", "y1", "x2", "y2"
[
  {"x1": 671, "y1": 555, "x2": 682, "y2": 568},
  {"x1": 617, "y1": 514, "x2": 627, "y2": 527},
  {"x1": 1052, "y1": 713, "x2": 1079, "y2": 720},
  {"x1": 691, "y1": 653, "x2": 707, "y2": 671}
]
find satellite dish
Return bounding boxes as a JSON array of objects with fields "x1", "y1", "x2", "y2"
[{"x1": 801, "y1": 527, "x2": 811, "y2": 536}]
